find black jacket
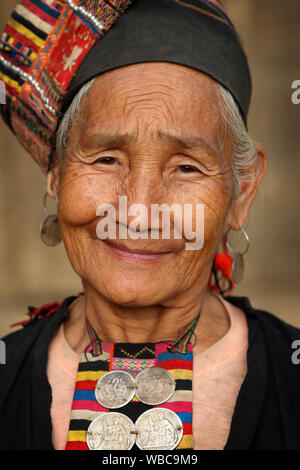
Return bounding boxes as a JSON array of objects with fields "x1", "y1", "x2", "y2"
[{"x1": 0, "y1": 295, "x2": 300, "y2": 450}]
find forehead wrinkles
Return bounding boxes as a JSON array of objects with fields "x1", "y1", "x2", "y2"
[
  {"x1": 80, "y1": 67, "x2": 221, "y2": 147},
  {"x1": 85, "y1": 82, "x2": 186, "y2": 130}
]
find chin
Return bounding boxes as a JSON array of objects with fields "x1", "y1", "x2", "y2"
[{"x1": 94, "y1": 274, "x2": 171, "y2": 307}]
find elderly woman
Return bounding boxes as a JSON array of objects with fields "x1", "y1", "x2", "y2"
[{"x1": 0, "y1": 0, "x2": 299, "y2": 451}]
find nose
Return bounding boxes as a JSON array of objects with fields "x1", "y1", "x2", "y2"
[{"x1": 117, "y1": 166, "x2": 170, "y2": 235}]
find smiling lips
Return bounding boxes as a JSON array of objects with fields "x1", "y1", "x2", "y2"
[{"x1": 101, "y1": 239, "x2": 173, "y2": 263}]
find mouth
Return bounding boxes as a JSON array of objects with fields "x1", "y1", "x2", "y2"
[{"x1": 101, "y1": 239, "x2": 173, "y2": 263}]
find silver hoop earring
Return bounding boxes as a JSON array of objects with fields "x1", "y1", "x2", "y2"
[
  {"x1": 40, "y1": 193, "x2": 62, "y2": 247},
  {"x1": 225, "y1": 227, "x2": 250, "y2": 284}
]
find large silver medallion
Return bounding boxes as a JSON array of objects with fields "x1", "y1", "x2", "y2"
[
  {"x1": 135, "y1": 408, "x2": 183, "y2": 450},
  {"x1": 135, "y1": 367, "x2": 176, "y2": 405},
  {"x1": 95, "y1": 371, "x2": 135, "y2": 408},
  {"x1": 86, "y1": 412, "x2": 136, "y2": 450}
]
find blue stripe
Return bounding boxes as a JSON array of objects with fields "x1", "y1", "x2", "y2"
[
  {"x1": 73, "y1": 12, "x2": 104, "y2": 39},
  {"x1": 73, "y1": 390, "x2": 97, "y2": 402},
  {"x1": 157, "y1": 351, "x2": 193, "y2": 362},
  {"x1": 29, "y1": 0, "x2": 61, "y2": 19},
  {"x1": 177, "y1": 412, "x2": 192, "y2": 423},
  {"x1": 0, "y1": 42, "x2": 33, "y2": 66}
]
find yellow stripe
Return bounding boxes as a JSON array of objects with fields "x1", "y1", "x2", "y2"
[
  {"x1": 0, "y1": 72, "x2": 21, "y2": 91},
  {"x1": 67, "y1": 430, "x2": 87, "y2": 443},
  {"x1": 7, "y1": 18, "x2": 45, "y2": 48},
  {"x1": 177, "y1": 434, "x2": 193, "y2": 449},
  {"x1": 76, "y1": 370, "x2": 107, "y2": 382},
  {"x1": 170, "y1": 369, "x2": 192, "y2": 381}
]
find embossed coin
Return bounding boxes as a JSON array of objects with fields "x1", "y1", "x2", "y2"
[
  {"x1": 135, "y1": 408, "x2": 183, "y2": 450},
  {"x1": 135, "y1": 367, "x2": 176, "y2": 405},
  {"x1": 232, "y1": 252, "x2": 244, "y2": 284},
  {"x1": 95, "y1": 371, "x2": 135, "y2": 409},
  {"x1": 40, "y1": 215, "x2": 61, "y2": 246},
  {"x1": 86, "y1": 412, "x2": 136, "y2": 450}
]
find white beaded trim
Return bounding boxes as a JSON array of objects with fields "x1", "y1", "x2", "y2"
[
  {"x1": 0, "y1": 55, "x2": 56, "y2": 115},
  {"x1": 66, "y1": 0, "x2": 105, "y2": 32}
]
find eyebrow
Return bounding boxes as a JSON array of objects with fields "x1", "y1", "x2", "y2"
[
  {"x1": 79, "y1": 130, "x2": 220, "y2": 158},
  {"x1": 79, "y1": 132, "x2": 134, "y2": 149},
  {"x1": 157, "y1": 130, "x2": 220, "y2": 158}
]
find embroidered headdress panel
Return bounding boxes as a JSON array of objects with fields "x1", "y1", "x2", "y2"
[{"x1": 0, "y1": 0, "x2": 133, "y2": 172}]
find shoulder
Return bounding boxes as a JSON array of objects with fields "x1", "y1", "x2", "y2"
[
  {"x1": 0, "y1": 296, "x2": 77, "y2": 450},
  {"x1": 226, "y1": 295, "x2": 300, "y2": 339},
  {"x1": 0, "y1": 295, "x2": 78, "y2": 366},
  {"x1": 226, "y1": 295, "x2": 300, "y2": 373}
]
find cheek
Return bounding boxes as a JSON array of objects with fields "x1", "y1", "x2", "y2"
[
  {"x1": 202, "y1": 186, "x2": 231, "y2": 254},
  {"x1": 58, "y1": 170, "x2": 121, "y2": 226},
  {"x1": 176, "y1": 179, "x2": 232, "y2": 237},
  {"x1": 173, "y1": 181, "x2": 232, "y2": 285}
]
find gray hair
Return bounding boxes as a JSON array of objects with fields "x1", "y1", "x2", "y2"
[
  {"x1": 55, "y1": 78, "x2": 259, "y2": 196},
  {"x1": 217, "y1": 85, "x2": 260, "y2": 195},
  {"x1": 55, "y1": 79, "x2": 96, "y2": 160}
]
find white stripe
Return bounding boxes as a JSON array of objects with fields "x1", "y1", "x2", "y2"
[
  {"x1": 15, "y1": 4, "x2": 54, "y2": 35},
  {"x1": 70, "y1": 409, "x2": 105, "y2": 421}
]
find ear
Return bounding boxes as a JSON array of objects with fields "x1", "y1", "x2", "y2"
[
  {"x1": 47, "y1": 169, "x2": 59, "y2": 200},
  {"x1": 226, "y1": 144, "x2": 268, "y2": 231}
]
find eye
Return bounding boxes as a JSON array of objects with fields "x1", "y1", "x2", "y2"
[
  {"x1": 177, "y1": 164, "x2": 201, "y2": 173},
  {"x1": 95, "y1": 156, "x2": 118, "y2": 164}
]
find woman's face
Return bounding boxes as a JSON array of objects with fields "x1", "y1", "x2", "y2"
[{"x1": 50, "y1": 63, "x2": 245, "y2": 307}]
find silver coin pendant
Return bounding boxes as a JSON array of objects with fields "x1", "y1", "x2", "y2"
[
  {"x1": 86, "y1": 412, "x2": 136, "y2": 450},
  {"x1": 135, "y1": 408, "x2": 183, "y2": 450},
  {"x1": 135, "y1": 367, "x2": 176, "y2": 405},
  {"x1": 95, "y1": 371, "x2": 135, "y2": 409}
]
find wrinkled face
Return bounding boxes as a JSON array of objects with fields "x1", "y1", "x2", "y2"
[{"x1": 51, "y1": 63, "x2": 239, "y2": 306}]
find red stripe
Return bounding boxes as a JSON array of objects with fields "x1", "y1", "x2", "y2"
[
  {"x1": 65, "y1": 441, "x2": 89, "y2": 450},
  {"x1": 71, "y1": 400, "x2": 106, "y2": 412},
  {"x1": 183, "y1": 422, "x2": 192, "y2": 435},
  {"x1": 2, "y1": 84, "x2": 18, "y2": 96},
  {"x1": 4, "y1": 24, "x2": 40, "y2": 52},
  {"x1": 21, "y1": 0, "x2": 57, "y2": 27},
  {"x1": 158, "y1": 401, "x2": 192, "y2": 413},
  {"x1": 75, "y1": 380, "x2": 97, "y2": 391},
  {"x1": 158, "y1": 359, "x2": 193, "y2": 370}
]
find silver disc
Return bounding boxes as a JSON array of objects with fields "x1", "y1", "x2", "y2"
[
  {"x1": 135, "y1": 408, "x2": 183, "y2": 450},
  {"x1": 135, "y1": 367, "x2": 176, "y2": 405},
  {"x1": 86, "y1": 412, "x2": 136, "y2": 450},
  {"x1": 95, "y1": 371, "x2": 135, "y2": 409},
  {"x1": 232, "y1": 252, "x2": 244, "y2": 284},
  {"x1": 40, "y1": 215, "x2": 61, "y2": 246}
]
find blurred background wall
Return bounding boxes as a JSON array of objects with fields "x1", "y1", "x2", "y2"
[{"x1": 0, "y1": 0, "x2": 299, "y2": 336}]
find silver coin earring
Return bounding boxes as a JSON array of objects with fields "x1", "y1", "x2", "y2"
[
  {"x1": 225, "y1": 226, "x2": 250, "y2": 284},
  {"x1": 40, "y1": 192, "x2": 62, "y2": 246}
]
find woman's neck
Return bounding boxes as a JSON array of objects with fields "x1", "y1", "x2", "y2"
[{"x1": 63, "y1": 285, "x2": 230, "y2": 355}]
